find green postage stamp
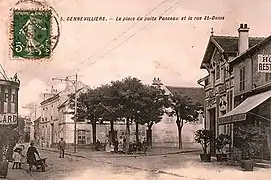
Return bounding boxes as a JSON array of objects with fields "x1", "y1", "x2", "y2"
[{"x1": 12, "y1": 9, "x2": 52, "y2": 59}]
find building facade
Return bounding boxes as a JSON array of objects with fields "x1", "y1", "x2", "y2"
[
  {"x1": 0, "y1": 73, "x2": 20, "y2": 126},
  {"x1": 33, "y1": 117, "x2": 41, "y2": 144},
  {"x1": 199, "y1": 24, "x2": 271, "y2": 159}
]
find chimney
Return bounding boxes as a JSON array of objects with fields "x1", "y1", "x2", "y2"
[
  {"x1": 152, "y1": 77, "x2": 163, "y2": 86},
  {"x1": 238, "y1": 23, "x2": 249, "y2": 54}
]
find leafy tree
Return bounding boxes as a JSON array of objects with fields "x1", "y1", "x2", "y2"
[
  {"x1": 234, "y1": 123, "x2": 265, "y2": 160},
  {"x1": 138, "y1": 85, "x2": 169, "y2": 147},
  {"x1": 69, "y1": 87, "x2": 104, "y2": 148},
  {"x1": 110, "y1": 77, "x2": 146, "y2": 153},
  {"x1": 168, "y1": 94, "x2": 201, "y2": 149},
  {"x1": 0, "y1": 125, "x2": 19, "y2": 161}
]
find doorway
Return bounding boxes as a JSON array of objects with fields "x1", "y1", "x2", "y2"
[{"x1": 209, "y1": 108, "x2": 216, "y2": 155}]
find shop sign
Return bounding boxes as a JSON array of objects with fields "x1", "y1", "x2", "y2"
[
  {"x1": 0, "y1": 113, "x2": 17, "y2": 125},
  {"x1": 218, "y1": 113, "x2": 246, "y2": 125},
  {"x1": 258, "y1": 55, "x2": 271, "y2": 72}
]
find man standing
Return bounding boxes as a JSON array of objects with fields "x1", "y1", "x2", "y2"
[{"x1": 58, "y1": 138, "x2": 66, "y2": 158}]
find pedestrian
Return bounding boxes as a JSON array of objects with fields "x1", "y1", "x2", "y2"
[
  {"x1": 118, "y1": 136, "x2": 124, "y2": 153},
  {"x1": 114, "y1": 139, "x2": 118, "y2": 152},
  {"x1": 105, "y1": 138, "x2": 111, "y2": 153},
  {"x1": 110, "y1": 142, "x2": 115, "y2": 153},
  {"x1": 58, "y1": 138, "x2": 66, "y2": 158},
  {"x1": 26, "y1": 142, "x2": 40, "y2": 171},
  {"x1": 95, "y1": 140, "x2": 101, "y2": 151},
  {"x1": 12, "y1": 148, "x2": 22, "y2": 169},
  {"x1": 123, "y1": 138, "x2": 126, "y2": 152},
  {"x1": 142, "y1": 138, "x2": 148, "y2": 154}
]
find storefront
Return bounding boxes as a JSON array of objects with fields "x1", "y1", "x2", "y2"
[{"x1": 218, "y1": 90, "x2": 271, "y2": 160}]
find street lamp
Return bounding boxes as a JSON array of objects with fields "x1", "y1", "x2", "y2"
[{"x1": 52, "y1": 73, "x2": 78, "y2": 153}]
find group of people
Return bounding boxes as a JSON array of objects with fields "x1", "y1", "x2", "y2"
[
  {"x1": 11, "y1": 142, "x2": 40, "y2": 171},
  {"x1": 104, "y1": 136, "x2": 148, "y2": 154},
  {"x1": 11, "y1": 138, "x2": 66, "y2": 171},
  {"x1": 105, "y1": 136, "x2": 126, "y2": 153}
]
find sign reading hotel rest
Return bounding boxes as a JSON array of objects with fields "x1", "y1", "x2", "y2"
[{"x1": 258, "y1": 55, "x2": 271, "y2": 72}]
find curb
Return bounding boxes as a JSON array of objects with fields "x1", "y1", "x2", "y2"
[{"x1": 39, "y1": 147, "x2": 201, "y2": 158}]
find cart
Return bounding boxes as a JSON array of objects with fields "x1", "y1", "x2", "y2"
[{"x1": 32, "y1": 158, "x2": 47, "y2": 172}]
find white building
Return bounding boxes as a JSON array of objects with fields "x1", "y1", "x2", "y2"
[
  {"x1": 151, "y1": 78, "x2": 205, "y2": 148},
  {"x1": 39, "y1": 81, "x2": 90, "y2": 148}
]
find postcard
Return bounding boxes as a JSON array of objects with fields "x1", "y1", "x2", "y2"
[{"x1": 0, "y1": 0, "x2": 270, "y2": 179}]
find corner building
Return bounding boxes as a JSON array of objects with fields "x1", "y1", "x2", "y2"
[{"x1": 199, "y1": 24, "x2": 271, "y2": 159}]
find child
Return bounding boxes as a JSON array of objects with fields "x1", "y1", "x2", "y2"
[{"x1": 12, "y1": 148, "x2": 22, "y2": 169}]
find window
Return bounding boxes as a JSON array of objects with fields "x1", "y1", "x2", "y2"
[
  {"x1": 78, "y1": 130, "x2": 87, "y2": 144},
  {"x1": 205, "y1": 78, "x2": 209, "y2": 86},
  {"x1": 216, "y1": 65, "x2": 220, "y2": 80},
  {"x1": 4, "y1": 93, "x2": 9, "y2": 102},
  {"x1": 11, "y1": 94, "x2": 16, "y2": 103},
  {"x1": 265, "y1": 73, "x2": 271, "y2": 82},
  {"x1": 239, "y1": 67, "x2": 246, "y2": 91}
]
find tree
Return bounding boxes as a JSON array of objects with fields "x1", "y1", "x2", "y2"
[
  {"x1": 138, "y1": 85, "x2": 169, "y2": 147},
  {"x1": 69, "y1": 87, "x2": 104, "y2": 148},
  {"x1": 110, "y1": 77, "x2": 146, "y2": 153},
  {"x1": 168, "y1": 94, "x2": 201, "y2": 149},
  {"x1": 0, "y1": 125, "x2": 19, "y2": 161}
]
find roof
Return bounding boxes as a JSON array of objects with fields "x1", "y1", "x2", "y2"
[
  {"x1": 218, "y1": 90, "x2": 271, "y2": 124},
  {"x1": 165, "y1": 86, "x2": 204, "y2": 105},
  {"x1": 40, "y1": 92, "x2": 61, "y2": 105},
  {"x1": 200, "y1": 35, "x2": 264, "y2": 69},
  {"x1": 34, "y1": 116, "x2": 41, "y2": 122},
  {"x1": 229, "y1": 35, "x2": 271, "y2": 64},
  {"x1": 57, "y1": 81, "x2": 91, "y2": 109}
]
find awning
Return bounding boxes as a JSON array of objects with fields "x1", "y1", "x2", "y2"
[{"x1": 218, "y1": 90, "x2": 271, "y2": 125}]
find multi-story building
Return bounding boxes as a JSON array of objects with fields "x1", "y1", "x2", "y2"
[
  {"x1": 199, "y1": 24, "x2": 271, "y2": 159},
  {"x1": 39, "y1": 82, "x2": 90, "y2": 148}
]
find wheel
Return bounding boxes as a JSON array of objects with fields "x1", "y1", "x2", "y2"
[{"x1": 41, "y1": 164, "x2": 45, "y2": 172}]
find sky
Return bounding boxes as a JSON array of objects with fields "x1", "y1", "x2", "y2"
[{"x1": 1, "y1": 0, "x2": 271, "y2": 116}]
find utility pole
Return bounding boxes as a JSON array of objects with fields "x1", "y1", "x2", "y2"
[{"x1": 52, "y1": 73, "x2": 78, "y2": 153}]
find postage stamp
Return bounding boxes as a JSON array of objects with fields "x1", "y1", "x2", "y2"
[{"x1": 12, "y1": 9, "x2": 52, "y2": 59}]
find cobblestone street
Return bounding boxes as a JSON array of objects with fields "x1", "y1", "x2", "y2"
[{"x1": 6, "y1": 147, "x2": 270, "y2": 180}]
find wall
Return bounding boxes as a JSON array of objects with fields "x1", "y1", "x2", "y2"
[{"x1": 152, "y1": 114, "x2": 203, "y2": 148}]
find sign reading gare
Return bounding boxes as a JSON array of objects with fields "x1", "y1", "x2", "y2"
[{"x1": 258, "y1": 55, "x2": 271, "y2": 72}]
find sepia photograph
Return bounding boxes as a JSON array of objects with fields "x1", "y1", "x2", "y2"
[{"x1": 0, "y1": 0, "x2": 271, "y2": 179}]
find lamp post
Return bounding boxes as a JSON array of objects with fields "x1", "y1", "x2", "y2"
[{"x1": 52, "y1": 73, "x2": 78, "y2": 153}]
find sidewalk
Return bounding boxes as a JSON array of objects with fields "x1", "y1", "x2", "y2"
[
  {"x1": 3, "y1": 163, "x2": 33, "y2": 180},
  {"x1": 38, "y1": 146, "x2": 201, "y2": 158}
]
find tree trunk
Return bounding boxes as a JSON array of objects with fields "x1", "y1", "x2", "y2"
[
  {"x1": 125, "y1": 118, "x2": 130, "y2": 154},
  {"x1": 178, "y1": 125, "x2": 182, "y2": 149},
  {"x1": 110, "y1": 119, "x2": 114, "y2": 132},
  {"x1": 176, "y1": 119, "x2": 184, "y2": 149},
  {"x1": 109, "y1": 119, "x2": 115, "y2": 143},
  {"x1": 92, "y1": 121, "x2": 97, "y2": 149},
  {"x1": 146, "y1": 128, "x2": 152, "y2": 148},
  {"x1": 135, "y1": 120, "x2": 139, "y2": 145}
]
